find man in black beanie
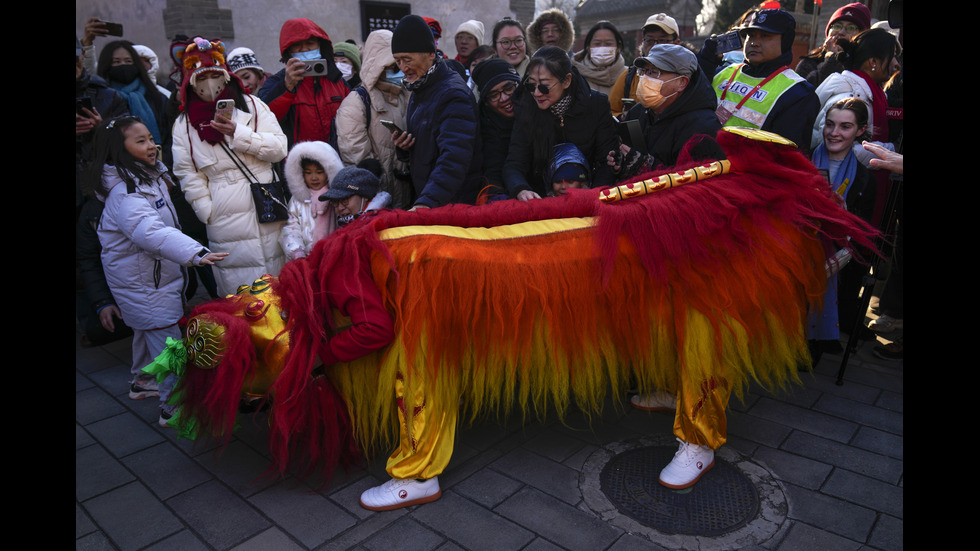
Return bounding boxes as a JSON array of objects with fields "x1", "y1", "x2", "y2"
[
  {"x1": 472, "y1": 58, "x2": 521, "y2": 201},
  {"x1": 387, "y1": 14, "x2": 483, "y2": 211}
]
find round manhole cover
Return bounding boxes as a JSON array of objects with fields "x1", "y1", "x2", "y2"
[
  {"x1": 580, "y1": 436, "x2": 788, "y2": 550},
  {"x1": 599, "y1": 446, "x2": 758, "y2": 536}
]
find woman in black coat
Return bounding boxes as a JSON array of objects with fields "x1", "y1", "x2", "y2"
[{"x1": 502, "y1": 46, "x2": 618, "y2": 200}]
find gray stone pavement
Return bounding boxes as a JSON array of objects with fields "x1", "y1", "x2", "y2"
[{"x1": 77, "y1": 305, "x2": 903, "y2": 551}]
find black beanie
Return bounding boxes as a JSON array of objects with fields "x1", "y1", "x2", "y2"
[
  {"x1": 471, "y1": 58, "x2": 519, "y2": 94},
  {"x1": 391, "y1": 15, "x2": 436, "y2": 54}
]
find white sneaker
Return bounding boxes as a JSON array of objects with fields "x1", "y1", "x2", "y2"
[
  {"x1": 659, "y1": 439, "x2": 715, "y2": 489},
  {"x1": 359, "y1": 476, "x2": 442, "y2": 511},
  {"x1": 630, "y1": 390, "x2": 677, "y2": 411}
]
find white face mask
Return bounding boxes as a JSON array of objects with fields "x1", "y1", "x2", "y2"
[
  {"x1": 336, "y1": 61, "x2": 353, "y2": 80},
  {"x1": 589, "y1": 46, "x2": 617, "y2": 66}
]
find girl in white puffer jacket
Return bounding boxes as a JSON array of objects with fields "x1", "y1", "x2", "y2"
[
  {"x1": 89, "y1": 116, "x2": 228, "y2": 421},
  {"x1": 278, "y1": 141, "x2": 345, "y2": 260}
]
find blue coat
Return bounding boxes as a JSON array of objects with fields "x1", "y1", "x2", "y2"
[{"x1": 400, "y1": 60, "x2": 483, "y2": 207}]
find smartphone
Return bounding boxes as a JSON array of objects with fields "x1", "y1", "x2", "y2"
[
  {"x1": 214, "y1": 99, "x2": 235, "y2": 122},
  {"x1": 100, "y1": 21, "x2": 124, "y2": 36},
  {"x1": 616, "y1": 119, "x2": 646, "y2": 154},
  {"x1": 76, "y1": 96, "x2": 94, "y2": 117},
  {"x1": 301, "y1": 59, "x2": 330, "y2": 76},
  {"x1": 380, "y1": 119, "x2": 402, "y2": 134},
  {"x1": 714, "y1": 30, "x2": 742, "y2": 55}
]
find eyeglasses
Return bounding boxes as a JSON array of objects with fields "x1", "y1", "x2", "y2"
[
  {"x1": 523, "y1": 79, "x2": 561, "y2": 95},
  {"x1": 637, "y1": 67, "x2": 665, "y2": 79},
  {"x1": 828, "y1": 22, "x2": 861, "y2": 34},
  {"x1": 485, "y1": 81, "x2": 518, "y2": 103},
  {"x1": 496, "y1": 37, "x2": 525, "y2": 49},
  {"x1": 642, "y1": 37, "x2": 676, "y2": 46}
]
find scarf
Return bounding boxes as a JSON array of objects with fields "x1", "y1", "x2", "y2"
[
  {"x1": 110, "y1": 78, "x2": 161, "y2": 142},
  {"x1": 549, "y1": 92, "x2": 573, "y2": 118},
  {"x1": 572, "y1": 53, "x2": 626, "y2": 92},
  {"x1": 811, "y1": 142, "x2": 858, "y2": 203},
  {"x1": 403, "y1": 58, "x2": 440, "y2": 92},
  {"x1": 186, "y1": 88, "x2": 235, "y2": 145},
  {"x1": 851, "y1": 70, "x2": 888, "y2": 142},
  {"x1": 310, "y1": 192, "x2": 337, "y2": 245}
]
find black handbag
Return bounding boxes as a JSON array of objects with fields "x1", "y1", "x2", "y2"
[{"x1": 220, "y1": 142, "x2": 290, "y2": 223}]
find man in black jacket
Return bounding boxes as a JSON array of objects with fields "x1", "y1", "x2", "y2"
[{"x1": 609, "y1": 44, "x2": 721, "y2": 178}]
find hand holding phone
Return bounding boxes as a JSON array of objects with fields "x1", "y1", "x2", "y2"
[
  {"x1": 214, "y1": 99, "x2": 234, "y2": 122},
  {"x1": 380, "y1": 120, "x2": 402, "y2": 134}
]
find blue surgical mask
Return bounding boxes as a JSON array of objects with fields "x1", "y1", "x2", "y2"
[
  {"x1": 292, "y1": 49, "x2": 321, "y2": 61},
  {"x1": 384, "y1": 68, "x2": 405, "y2": 86}
]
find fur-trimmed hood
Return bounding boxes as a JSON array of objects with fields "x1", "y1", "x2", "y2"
[
  {"x1": 284, "y1": 141, "x2": 345, "y2": 202},
  {"x1": 527, "y1": 9, "x2": 575, "y2": 53}
]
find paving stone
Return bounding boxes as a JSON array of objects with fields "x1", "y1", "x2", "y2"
[
  {"x1": 411, "y1": 491, "x2": 535, "y2": 551},
  {"x1": 749, "y1": 396, "x2": 858, "y2": 444},
  {"x1": 121, "y1": 442, "x2": 213, "y2": 500},
  {"x1": 781, "y1": 431, "x2": 903, "y2": 484},
  {"x1": 229, "y1": 528, "x2": 305, "y2": 551},
  {"x1": 194, "y1": 439, "x2": 281, "y2": 497},
  {"x1": 453, "y1": 468, "x2": 523, "y2": 508},
  {"x1": 776, "y1": 521, "x2": 862, "y2": 551},
  {"x1": 76, "y1": 387, "x2": 126, "y2": 426},
  {"x1": 167, "y1": 479, "x2": 271, "y2": 550},
  {"x1": 813, "y1": 394, "x2": 903, "y2": 435},
  {"x1": 752, "y1": 445, "x2": 832, "y2": 490},
  {"x1": 142, "y1": 529, "x2": 210, "y2": 551},
  {"x1": 76, "y1": 444, "x2": 136, "y2": 501},
  {"x1": 250, "y1": 481, "x2": 358, "y2": 548},
  {"x1": 362, "y1": 516, "x2": 446, "y2": 551},
  {"x1": 868, "y1": 514, "x2": 903, "y2": 551},
  {"x1": 490, "y1": 446, "x2": 581, "y2": 505},
  {"x1": 85, "y1": 411, "x2": 166, "y2": 458},
  {"x1": 822, "y1": 469, "x2": 903, "y2": 519},
  {"x1": 495, "y1": 487, "x2": 621, "y2": 551},
  {"x1": 83, "y1": 481, "x2": 184, "y2": 551},
  {"x1": 783, "y1": 483, "x2": 875, "y2": 542},
  {"x1": 851, "y1": 426, "x2": 903, "y2": 460}
]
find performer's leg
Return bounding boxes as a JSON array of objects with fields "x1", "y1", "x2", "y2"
[
  {"x1": 659, "y1": 374, "x2": 731, "y2": 489},
  {"x1": 360, "y1": 372, "x2": 455, "y2": 511}
]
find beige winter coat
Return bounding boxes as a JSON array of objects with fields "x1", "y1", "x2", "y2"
[
  {"x1": 335, "y1": 29, "x2": 413, "y2": 210},
  {"x1": 172, "y1": 94, "x2": 288, "y2": 296}
]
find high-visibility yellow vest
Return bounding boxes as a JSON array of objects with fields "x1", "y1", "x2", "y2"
[{"x1": 713, "y1": 64, "x2": 806, "y2": 129}]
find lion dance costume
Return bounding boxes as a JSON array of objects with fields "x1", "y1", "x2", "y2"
[{"x1": 143, "y1": 129, "x2": 878, "y2": 502}]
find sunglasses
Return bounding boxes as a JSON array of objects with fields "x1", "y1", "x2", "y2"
[{"x1": 523, "y1": 79, "x2": 561, "y2": 95}]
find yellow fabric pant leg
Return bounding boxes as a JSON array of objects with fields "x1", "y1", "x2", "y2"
[
  {"x1": 672, "y1": 374, "x2": 731, "y2": 450},
  {"x1": 385, "y1": 373, "x2": 457, "y2": 480}
]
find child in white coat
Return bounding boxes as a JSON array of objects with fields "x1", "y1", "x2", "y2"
[
  {"x1": 279, "y1": 141, "x2": 346, "y2": 260},
  {"x1": 87, "y1": 116, "x2": 228, "y2": 425}
]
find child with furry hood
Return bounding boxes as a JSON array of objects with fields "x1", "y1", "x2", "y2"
[{"x1": 279, "y1": 141, "x2": 345, "y2": 260}]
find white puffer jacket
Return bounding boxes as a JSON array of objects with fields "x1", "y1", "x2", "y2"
[
  {"x1": 811, "y1": 70, "x2": 874, "y2": 150},
  {"x1": 279, "y1": 141, "x2": 345, "y2": 260},
  {"x1": 172, "y1": 94, "x2": 288, "y2": 296},
  {"x1": 98, "y1": 163, "x2": 208, "y2": 330},
  {"x1": 334, "y1": 29, "x2": 413, "y2": 209}
]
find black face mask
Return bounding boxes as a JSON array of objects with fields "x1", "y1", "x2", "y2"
[{"x1": 108, "y1": 63, "x2": 140, "y2": 84}]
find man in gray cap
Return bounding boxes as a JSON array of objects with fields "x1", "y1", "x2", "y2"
[
  {"x1": 609, "y1": 13, "x2": 682, "y2": 118},
  {"x1": 608, "y1": 43, "x2": 721, "y2": 178},
  {"x1": 699, "y1": 8, "x2": 819, "y2": 154}
]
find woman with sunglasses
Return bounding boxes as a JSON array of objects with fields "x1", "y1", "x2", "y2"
[{"x1": 502, "y1": 46, "x2": 618, "y2": 200}]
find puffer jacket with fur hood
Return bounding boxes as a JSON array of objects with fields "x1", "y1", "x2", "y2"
[
  {"x1": 527, "y1": 9, "x2": 575, "y2": 54},
  {"x1": 334, "y1": 30, "x2": 413, "y2": 209},
  {"x1": 279, "y1": 141, "x2": 345, "y2": 260}
]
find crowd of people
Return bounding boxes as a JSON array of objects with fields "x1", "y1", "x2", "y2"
[{"x1": 76, "y1": 2, "x2": 904, "y2": 511}]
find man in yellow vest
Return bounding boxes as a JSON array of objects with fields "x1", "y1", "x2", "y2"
[{"x1": 699, "y1": 8, "x2": 819, "y2": 154}]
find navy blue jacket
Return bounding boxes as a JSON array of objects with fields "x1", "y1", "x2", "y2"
[{"x1": 399, "y1": 60, "x2": 483, "y2": 207}]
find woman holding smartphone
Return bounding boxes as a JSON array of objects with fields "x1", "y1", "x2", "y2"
[{"x1": 171, "y1": 37, "x2": 288, "y2": 296}]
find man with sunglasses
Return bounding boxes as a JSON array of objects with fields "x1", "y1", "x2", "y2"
[
  {"x1": 609, "y1": 13, "x2": 681, "y2": 119},
  {"x1": 471, "y1": 58, "x2": 522, "y2": 202}
]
